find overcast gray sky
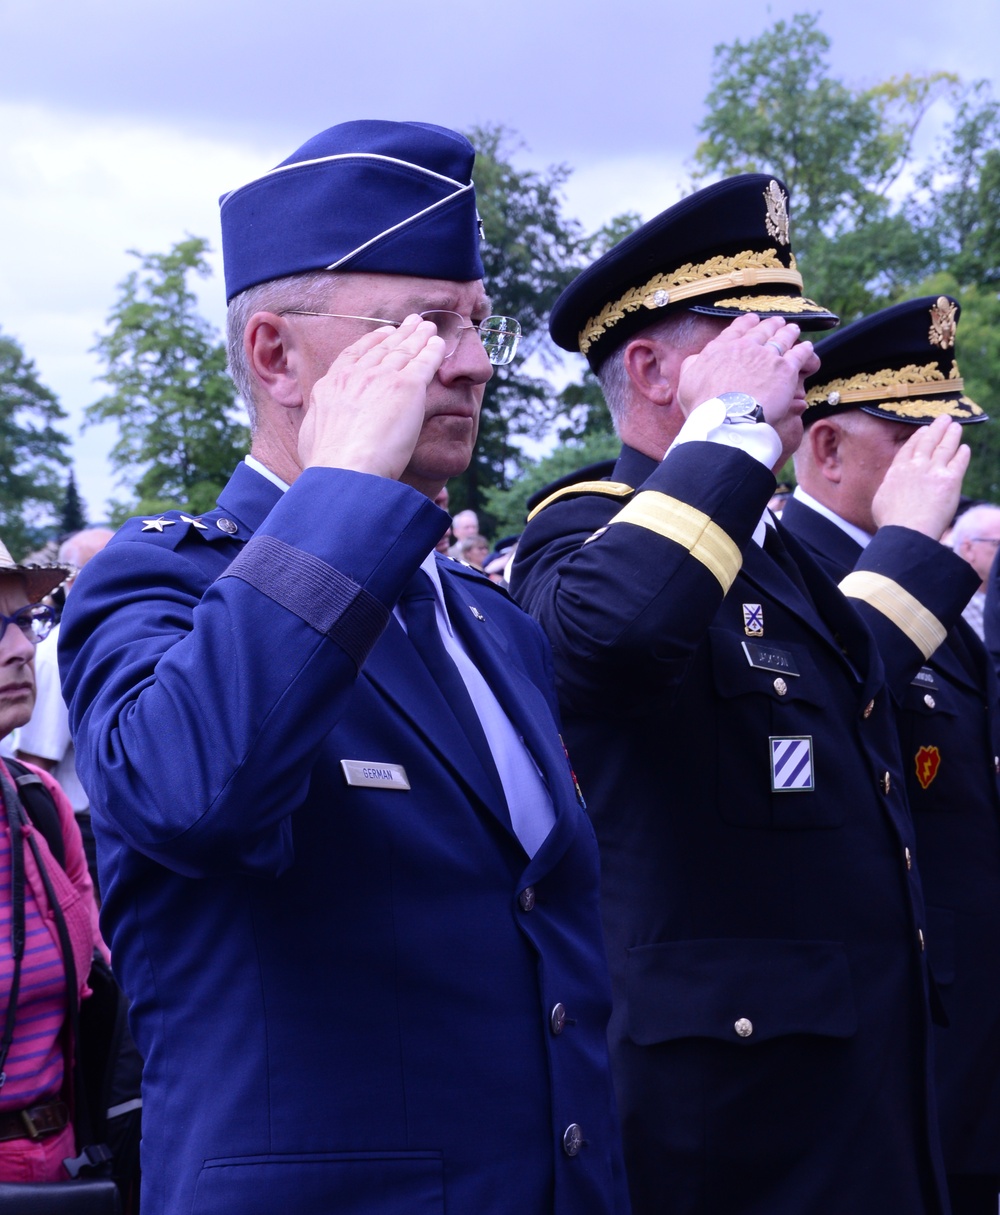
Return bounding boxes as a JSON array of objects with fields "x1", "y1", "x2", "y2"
[{"x1": 2, "y1": 0, "x2": 997, "y2": 518}]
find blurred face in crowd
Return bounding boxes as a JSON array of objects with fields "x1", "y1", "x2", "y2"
[
  {"x1": 463, "y1": 537, "x2": 490, "y2": 569},
  {"x1": 451, "y1": 510, "x2": 480, "y2": 541},
  {"x1": 0, "y1": 575, "x2": 36, "y2": 741},
  {"x1": 959, "y1": 515, "x2": 1000, "y2": 585}
]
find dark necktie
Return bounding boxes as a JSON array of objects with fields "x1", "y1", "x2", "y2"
[{"x1": 398, "y1": 570, "x2": 506, "y2": 804}]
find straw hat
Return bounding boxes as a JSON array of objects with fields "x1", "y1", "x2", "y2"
[{"x1": 0, "y1": 538, "x2": 71, "y2": 603}]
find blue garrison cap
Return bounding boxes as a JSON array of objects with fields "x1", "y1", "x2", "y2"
[
  {"x1": 805, "y1": 295, "x2": 986, "y2": 426},
  {"x1": 219, "y1": 120, "x2": 485, "y2": 301},
  {"x1": 551, "y1": 174, "x2": 838, "y2": 372}
]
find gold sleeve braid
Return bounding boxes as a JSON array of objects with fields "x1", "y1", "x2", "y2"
[
  {"x1": 839, "y1": 571, "x2": 946, "y2": 659},
  {"x1": 607, "y1": 492, "x2": 742, "y2": 593}
]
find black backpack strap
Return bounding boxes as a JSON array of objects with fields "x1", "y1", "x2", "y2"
[
  {"x1": 25, "y1": 830, "x2": 113, "y2": 1177},
  {"x1": 6, "y1": 758, "x2": 66, "y2": 869}
]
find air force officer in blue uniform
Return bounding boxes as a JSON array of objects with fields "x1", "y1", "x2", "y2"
[{"x1": 59, "y1": 121, "x2": 628, "y2": 1215}]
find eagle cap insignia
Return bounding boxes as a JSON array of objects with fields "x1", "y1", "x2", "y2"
[
  {"x1": 763, "y1": 181, "x2": 790, "y2": 247},
  {"x1": 928, "y1": 297, "x2": 957, "y2": 349}
]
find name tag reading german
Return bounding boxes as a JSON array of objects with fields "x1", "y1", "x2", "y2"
[
  {"x1": 340, "y1": 760, "x2": 411, "y2": 790},
  {"x1": 741, "y1": 641, "x2": 800, "y2": 676}
]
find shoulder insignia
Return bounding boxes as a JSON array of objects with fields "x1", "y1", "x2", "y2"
[
  {"x1": 126, "y1": 509, "x2": 243, "y2": 549},
  {"x1": 527, "y1": 480, "x2": 634, "y2": 523},
  {"x1": 915, "y1": 744, "x2": 941, "y2": 789}
]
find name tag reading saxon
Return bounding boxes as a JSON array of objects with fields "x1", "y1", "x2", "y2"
[
  {"x1": 340, "y1": 760, "x2": 411, "y2": 790},
  {"x1": 741, "y1": 641, "x2": 800, "y2": 676}
]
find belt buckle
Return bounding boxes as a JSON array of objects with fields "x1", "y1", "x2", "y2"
[{"x1": 18, "y1": 1103, "x2": 63, "y2": 1139}]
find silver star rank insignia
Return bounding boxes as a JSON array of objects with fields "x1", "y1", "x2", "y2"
[
  {"x1": 180, "y1": 514, "x2": 209, "y2": 530},
  {"x1": 141, "y1": 517, "x2": 177, "y2": 532}
]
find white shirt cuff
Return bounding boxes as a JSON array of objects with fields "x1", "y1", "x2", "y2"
[{"x1": 666, "y1": 397, "x2": 782, "y2": 470}]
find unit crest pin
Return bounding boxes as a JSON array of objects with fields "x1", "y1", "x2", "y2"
[{"x1": 743, "y1": 603, "x2": 764, "y2": 637}]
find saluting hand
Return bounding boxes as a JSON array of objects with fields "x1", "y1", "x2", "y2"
[
  {"x1": 677, "y1": 314, "x2": 820, "y2": 425},
  {"x1": 298, "y1": 315, "x2": 446, "y2": 481},
  {"x1": 873, "y1": 414, "x2": 971, "y2": 539}
]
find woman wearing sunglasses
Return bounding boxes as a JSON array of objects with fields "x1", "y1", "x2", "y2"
[{"x1": 0, "y1": 539, "x2": 105, "y2": 1185}]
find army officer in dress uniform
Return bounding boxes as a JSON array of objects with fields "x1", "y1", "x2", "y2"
[
  {"x1": 59, "y1": 121, "x2": 629, "y2": 1215},
  {"x1": 511, "y1": 176, "x2": 974, "y2": 1215},
  {"x1": 785, "y1": 296, "x2": 1000, "y2": 1215}
]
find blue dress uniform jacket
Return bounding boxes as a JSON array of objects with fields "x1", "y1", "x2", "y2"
[
  {"x1": 511, "y1": 441, "x2": 970, "y2": 1215},
  {"x1": 59, "y1": 462, "x2": 629, "y2": 1215},
  {"x1": 782, "y1": 494, "x2": 1000, "y2": 1178}
]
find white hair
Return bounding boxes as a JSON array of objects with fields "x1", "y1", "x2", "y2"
[
  {"x1": 226, "y1": 271, "x2": 340, "y2": 430},
  {"x1": 596, "y1": 311, "x2": 721, "y2": 434},
  {"x1": 951, "y1": 503, "x2": 1000, "y2": 550},
  {"x1": 58, "y1": 527, "x2": 114, "y2": 569}
]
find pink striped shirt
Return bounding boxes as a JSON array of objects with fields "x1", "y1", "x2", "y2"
[{"x1": 0, "y1": 760, "x2": 104, "y2": 1113}]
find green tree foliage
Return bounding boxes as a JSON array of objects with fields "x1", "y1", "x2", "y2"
[
  {"x1": 480, "y1": 432, "x2": 622, "y2": 538},
  {"x1": 692, "y1": 13, "x2": 954, "y2": 321},
  {"x1": 905, "y1": 84, "x2": 1000, "y2": 500},
  {"x1": 693, "y1": 13, "x2": 1000, "y2": 501},
  {"x1": 455, "y1": 126, "x2": 588, "y2": 521},
  {"x1": 554, "y1": 213, "x2": 641, "y2": 444},
  {"x1": 88, "y1": 238, "x2": 248, "y2": 522},
  {"x1": 0, "y1": 329, "x2": 70, "y2": 557},
  {"x1": 455, "y1": 126, "x2": 637, "y2": 529},
  {"x1": 59, "y1": 468, "x2": 88, "y2": 535},
  {"x1": 911, "y1": 81, "x2": 1000, "y2": 289}
]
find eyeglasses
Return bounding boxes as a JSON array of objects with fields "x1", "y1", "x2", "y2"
[
  {"x1": 0, "y1": 603, "x2": 55, "y2": 646},
  {"x1": 971, "y1": 537, "x2": 1000, "y2": 547},
  {"x1": 282, "y1": 309, "x2": 521, "y2": 366}
]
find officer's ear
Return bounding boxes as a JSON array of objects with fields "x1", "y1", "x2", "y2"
[
  {"x1": 807, "y1": 419, "x2": 845, "y2": 484},
  {"x1": 244, "y1": 313, "x2": 304, "y2": 409},
  {"x1": 622, "y1": 336, "x2": 680, "y2": 408}
]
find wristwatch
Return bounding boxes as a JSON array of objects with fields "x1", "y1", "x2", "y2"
[{"x1": 718, "y1": 391, "x2": 766, "y2": 425}]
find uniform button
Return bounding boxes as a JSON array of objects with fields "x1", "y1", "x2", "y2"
[
  {"x1": 550, "y1": 1003, "x2": 567, "y2": 1035},
  {"x1": 734, "y1": 1017, "x2": 753, "y2": 1038},
  {"x1": 216, "y1": 517, "x2": 238, "y2": 534},
  {"x1": 562, "y1": 1123, "x2": 584, "y2": 1156},
  {"x1": 918, "y1": 928, "x2": 926, "y2": 951},
  {"x1": 880, "y1": 771, "x2": 891, "y2": 795},
  {"x1": 904, "y1": 846, "x2": 912, "y2": 870},
  {"x1": 923, "y1": 693, "x2": 936, "y2": 709},
  {"x1": 773, "y1": 678, "x2": 788, "y2": 697},
  {"x1": 994, "y1": 756, "x2": 999, "y2": 775},
  {"x1": 518, "y1": 887, "x2": 536, "y2": 912},
  {"x1": 863, "y1": 699, "x2": 875, "y2": 719}
]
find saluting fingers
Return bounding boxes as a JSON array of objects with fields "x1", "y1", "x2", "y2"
[{"x1": 338, "y1": 315, "x2": 444, "y2": 374}]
